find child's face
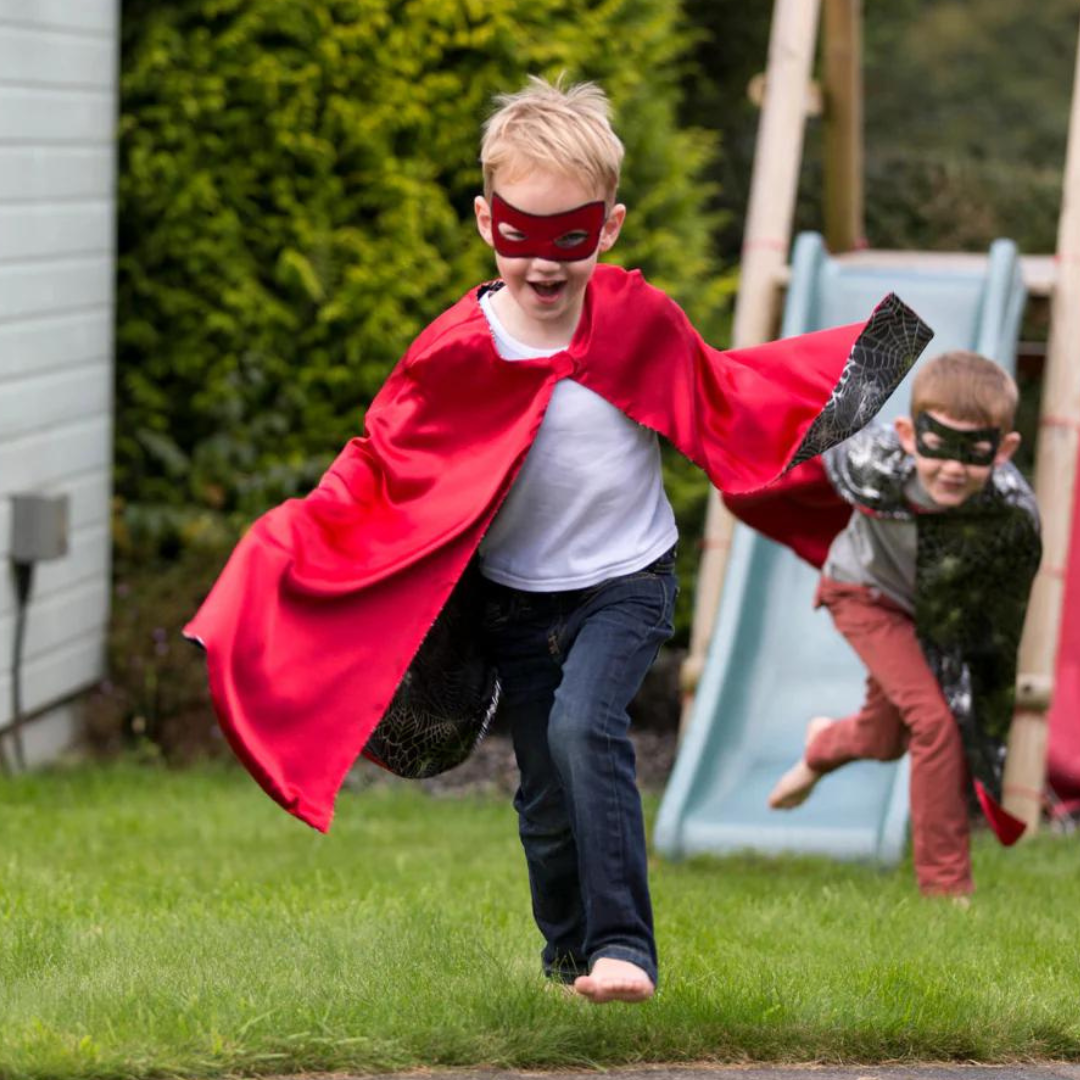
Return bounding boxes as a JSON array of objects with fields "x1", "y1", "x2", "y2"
[
  {"x1": 474, "y1": 166, "x2": 625, "y2": 345},
  {"x1": 895, "y1": 409, "x2": 1020, "y2": 509}
]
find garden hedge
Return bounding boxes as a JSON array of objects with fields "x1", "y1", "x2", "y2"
[{"x1": 117, "y1": 0, "x2": 730, "y2": 563}]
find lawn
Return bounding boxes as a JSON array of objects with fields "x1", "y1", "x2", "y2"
[{"x1": 1, "y1": 761, "x2": 1078, "y2": 1080}]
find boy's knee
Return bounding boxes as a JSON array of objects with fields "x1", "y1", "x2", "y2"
[
  {"x1": 516, "y1": 773, "x2": 567, "y2": 819},
  {"x1": 875, "y1": 732, "x2": 907, "y2": 761},
  {"x1": 515, "y1": 780, "x2": 574, "y2": 846},
  {"x1": 547, "y1": 706, "x2": 595, "y2": 763},
  {"x1": 902, "y1": 704, "x2": 961, "y2": 751}
]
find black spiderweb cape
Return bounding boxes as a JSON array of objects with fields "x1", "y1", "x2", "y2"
[{"x1": 823, "y1": 424, "x2": 1042, "y2": 813}]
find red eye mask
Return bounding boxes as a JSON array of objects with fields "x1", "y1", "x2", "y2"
[{"x1": 490, "y1": 193, "x2": 607, "y2": 262}]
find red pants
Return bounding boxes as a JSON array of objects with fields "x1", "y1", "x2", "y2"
[{"x1": 807, "y1": 577, "x2": 973, "y2": 896}]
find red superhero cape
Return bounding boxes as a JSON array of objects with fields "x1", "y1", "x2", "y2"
[
  {"x1": 1047, "y1": 458, "x2": 1080, "y2": 818},
  {"x1": 185, "y1": 264, "x2": 928, "y2": 831}
]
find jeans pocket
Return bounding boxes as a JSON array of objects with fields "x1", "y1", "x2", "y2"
[{"x1": 481, "y1": 596, "x2": 513, "y2": 634}]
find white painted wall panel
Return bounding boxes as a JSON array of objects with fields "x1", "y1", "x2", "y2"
[
  {"x1": 0, "y1": 257, "x2": 112, "y2": 320},
  {"x1": 0, "y1": 1, "x2": 119, "y2": 741},
  {"x1": 59, "y1": 469, "x2": 112, "y2": 531},
  {"x1": 0, "y1": 310, "x2": 111, "y2": 379},
  {"x1": 0, "y1": 525, "x2": 108, "y2": 619},
  {"x1": 0, "y1": 638, "x2": 105, "y2": 728},
  {"x1": 0, "y1": 87, "x2": 114, "y2": 142},
  {"x1": 0, "y1": 417, "x2": 111, "y2": 497},
  {"x1": 0, "y1": 0, "x2": 117, "y2": 35},
  {"x1": 0, "y1": 26, "x2": 114, "y2": 87},
  {"x1": 6, "y1": 700, "x2": 81, "y2": 768},
  {"x1": 0, "y1": 578, "x2": 107, "y2": 666},
  {"x1": 0, "y1": 202, "x2": 112, "y2": 261},
  {"x1": 0, "y1": 362, "x2": 110, "y2": 439},
  {"x1": 0, "y1": 148, "x2": 113, "y2": 201},
  {"x1": 0, "y1": 469, "x2": 110, "y2": 550}
]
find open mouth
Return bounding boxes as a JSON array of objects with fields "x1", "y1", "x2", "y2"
[{"x1": 529, "y1": 280, "x2": 566, "y2": 301}]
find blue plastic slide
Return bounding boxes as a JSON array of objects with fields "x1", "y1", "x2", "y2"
[{"x1": 655, "y1": 233, "x2": 1026, "y2": 866}]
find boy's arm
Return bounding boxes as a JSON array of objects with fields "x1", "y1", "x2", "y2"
[
  {"x1": 820, "y1": 424, "x2": 911, "y2": 515},
  {"x1": 721, "y1": 458, "x2": 852, "y2": 569},
  {"x1": 577, "y1": 267, "x2": 934, "y2": 498},
  {"x1": 720, "y1": 425, "x2": 909, "y2": 569}
]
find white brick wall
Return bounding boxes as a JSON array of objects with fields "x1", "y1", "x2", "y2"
[{"x1": 0, "y1": 0, "x2": 119, "y2": 755}]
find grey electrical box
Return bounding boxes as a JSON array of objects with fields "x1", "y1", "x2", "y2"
[{"x1": 10, "y1": 493, "x2": 69, "y2": 563}]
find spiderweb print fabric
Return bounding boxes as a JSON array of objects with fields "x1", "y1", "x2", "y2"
[
  {"x1": 361, "y1": 294, "x2": 933, "y2": 781},
  {"x1": 824, "y1": 424, "x2": 1042, "y2": 802},
  {"x1": 917, "y1": 465, "x2": 1041, "y2": 799},
  {"x1": 362, "y1": 563, "x2": 501, "y2": 779},
  {"x1": 787, "y1": 293, "x2": 934, "y2": 470}
]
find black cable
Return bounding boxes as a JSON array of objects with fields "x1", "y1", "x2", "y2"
[{"x1": 5, "y1": 560, "x2": 35, "y2": 773}]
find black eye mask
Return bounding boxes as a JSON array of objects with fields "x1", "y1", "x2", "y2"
[{"x1": 914, "y1": 412, "x2": 1000, "y2": 467}]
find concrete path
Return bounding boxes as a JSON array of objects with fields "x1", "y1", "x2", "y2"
[{"x1": 283, "y1": 1065, "x2": 1080, "y2": 1080}]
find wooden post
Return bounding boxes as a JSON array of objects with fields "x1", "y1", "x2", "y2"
[
  {"x1": 1004, "y1": 22, "x2": 1080, "y2": 832},
  {"x1": 823, "y1": 0, "x2": 865, "y2": 252},
  {"x1": 680, "y1": 0, "x2": 824, "y2": 732}
]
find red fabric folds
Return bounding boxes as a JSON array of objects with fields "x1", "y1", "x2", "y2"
[
  {"x1": 185, "y1": 265, "x2": 889, "y2": 831},
  {"x1": 723, "y1": 459, "x2": 852, "y2": 569},
  {"x1": 1047, "y1": 455, "x2": 1080, "y2": 817},
  {"x1": 974, "y1": 781, "x2": 1027, "y2": 846}
]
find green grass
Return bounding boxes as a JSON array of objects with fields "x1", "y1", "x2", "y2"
[{"x1": 1, "y1": 761, "x2": 1078, "y2": 1079}]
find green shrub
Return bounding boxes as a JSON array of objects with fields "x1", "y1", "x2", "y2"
[
  {"x1": 86, "y1": 546, "x2": 230, "y2": 763},
  {"x1": 117, "y1": 0, "x2": 730, "y2": 542}
]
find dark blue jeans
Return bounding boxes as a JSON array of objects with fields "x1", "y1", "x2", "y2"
[{"x1": 481, "y1": 547, "x2": 677, "y2": 986}]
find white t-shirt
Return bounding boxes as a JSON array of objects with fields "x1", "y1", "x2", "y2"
[{"x1": 478, "y1": 289, "x2": 678, "y2": 591}]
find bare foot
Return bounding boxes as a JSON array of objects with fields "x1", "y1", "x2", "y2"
[
  {"x1": 803, "y1": 715, "x2": 833, "y2": 750},
  {"x1": 923, "y1": 892, "x2": 973, "y2": 909},
  {"x1": 573, "y1": 958, "x2": 654, "y2": 1004},
  {"x1": 767, "y1": 760, "x2": 821, "y2": 809},
  {"x1": 767, "y1": 716, "x2": 833, "y2": 810}
]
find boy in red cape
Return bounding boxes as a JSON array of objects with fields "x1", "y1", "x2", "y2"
[{"x1": 185, "y1": 76, "x2": 931, "y2": 1001}]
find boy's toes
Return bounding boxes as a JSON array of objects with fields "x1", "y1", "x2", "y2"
[
  {"x1": 573, "y1": 958, "x2": 654, "y2": 1004},
  {"x1": 767, "y1": 760, "x2": 820, "y2": 809}
]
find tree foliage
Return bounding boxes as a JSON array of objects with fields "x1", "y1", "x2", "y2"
[
  {"x1": 680, "y1": 0, "x2": 1077, "y2": 258},
  {"x1": 116, "y1": 0, "x2": 729, "y2": 557},
  {"x1": 859, "y1": 0, "x2": 1077, "y2": 254}
]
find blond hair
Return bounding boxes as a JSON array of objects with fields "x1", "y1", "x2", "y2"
[
  {"x1": 911, "y1": 350, "x2": 1019, "y2": 430},
  {"x1": 480, "y1": 75, "x2": 624, "y2": 203}
]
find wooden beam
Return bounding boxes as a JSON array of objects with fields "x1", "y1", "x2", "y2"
[
  {"x1": 1005, "y1": 19, "x2": 1080, "y2": 832},
  {"x1": 823, "y1": 0, "x2": 864, "y2": 252},
  {"x1": 776, "y1": 250, "x2": 1056, "y2": 297},
  {"x1": 681, "y1": 0, "x2": 823, "y2": 733}
]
